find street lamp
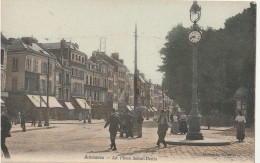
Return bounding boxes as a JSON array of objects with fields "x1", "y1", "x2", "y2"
[{"x1": 186, "y1": 0, "x2": 203, "y2": 140}]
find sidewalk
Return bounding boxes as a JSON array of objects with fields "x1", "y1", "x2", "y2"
[
  {"x1": 10, "y1": 119, "x2": 106, "y2": 133},
  {"x1": 10, "y1": 124, "x2": 55, "y2": 133}
]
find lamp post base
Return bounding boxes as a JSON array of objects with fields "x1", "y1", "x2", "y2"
[
  {"x1": 186, "y1": 115, "x2": 203, "y2": 140},
  {"x1": 44, "y1": 122, "x2": 49, "y2": 126},
  {"x1": 186, "y1": 132, "x2": 203, "y2": 140}
]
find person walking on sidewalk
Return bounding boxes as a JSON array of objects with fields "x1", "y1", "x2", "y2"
[
  {"x1": 136, "y1": 109, "x2": 144, "y2": 138},
  {"x1": 20, "y1": 111, "x2": 26, "y2": 132},
  {"x1": 179, "y1": 112, "x2": 188, "y2": 134},
  {"x1": 235, "y1": 111, "x2": 246, "y2": 142},
  {"x1": 157, "y1": 110, "x2": 169, "y2": 147},
  {"x1": 170, "y1": 113, "x2": 179, "y2": 134},
  {"x1": 1, "y1": 109, "x2": 12, "y2": 158},
  {"x1": 125, "y1": 110, "x2": 134, "y2": 138},
  {"x1": 104, "y1": 109, "x2": 120, "y2": 151}
]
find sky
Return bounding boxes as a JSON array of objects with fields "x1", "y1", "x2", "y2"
[{"x1": 1, "y1": 0, "x2": 251, "y2": 85}]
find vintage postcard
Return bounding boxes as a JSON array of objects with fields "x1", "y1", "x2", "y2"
[{"x1": 1, "y1": 0, "x2": 257, "y2": 163}]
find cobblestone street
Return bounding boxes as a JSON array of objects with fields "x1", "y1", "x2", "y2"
[{"x1": 2, "y1": 120, "x2": 254, "y2": 163}]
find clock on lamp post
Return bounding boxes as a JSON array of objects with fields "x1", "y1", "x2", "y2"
[{"x1": 186, "y1": 0, "x2": 204, "y2": 140}]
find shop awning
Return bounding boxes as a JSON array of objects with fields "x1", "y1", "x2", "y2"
[
  {"x1": 42, "y1": 96, "x2": 63, "y2": 108},
  {"x1": 64, "y1": 102, "x2": 75, "y2": 110},
  {"x1": 148, "y1": 108, "x2": 154, "y2": 112},
  {"x1": 1, "y1": 98, "x2": 4, "y2": 104},
  {"x1": 127, "y1": 105, "x2": 134, "y2": 111},
  {"x1": 27, "y1": 95, "x2": 47, "y2": 108},
  {"x1": 152, "y1": 107, "x2": 158, "y2": 112},
  {"x1": 75, "y1": 98, "x2": 90, "y2": 109}
]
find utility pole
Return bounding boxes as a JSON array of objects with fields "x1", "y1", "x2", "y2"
[
  {"x1": 44, "y1": 57, "x2": 50, "y2": 126},
  {"x1": 134, "y1": 24, "x2": 138, "y2": 111}
]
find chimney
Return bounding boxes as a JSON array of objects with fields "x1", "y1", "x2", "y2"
[
  {"x1": 60, "y1": 39, "x2": 66, "y2": 48},
  {"x1": 74, "y1": 43, "x2": 79, "y2": 49},
  {"x1": 111, "y1": 52, "x2": 119, "y2": 60},
  {"x1": 119, "y1": 59, "x2": 124, "y2": 64},
  {"x1": 21, "y1": 37, "x2": 33, "y2": 46}
]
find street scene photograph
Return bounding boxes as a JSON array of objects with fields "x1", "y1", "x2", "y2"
[{"x1": 1, "y1": 0, "x2": 257, "y2": 163}]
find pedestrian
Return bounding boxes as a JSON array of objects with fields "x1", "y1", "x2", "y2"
[
  {"x1": 170, "y1": 113, "x2": 179, "y2": 134},
  {"x1": 17, "y1": 111, "x2": 21, "y2": 124},
  {"x1": 31, "y1": 112, "x2": 36, "y2": 127},
  {"x1": 157, "y1": 110, "x2": 169, "y2": 147},
  {"x1": 1, "y1": 108, "x2": 12, "y2": 158},
  {"x1": 119, "y1": 110, "x2": 127, "y2": 137},
  {"x1": 20, "y1": 111, "x2": 26, "y2": 132},
  {"x1": 104, "y1": 109, "x2": 120, "y2": 151},
  {"x1": 125, "y1": 110, "x2": 134, "y2": 138},
  {"x1": 136, "y1": 109, "x2": 144, "y2": 138},
  {"x1": 206, "y1": 114, "x2": 212, "y2": 130},
  {"x1": 179, "y1": 112, "x2": 188, "y2": 134},
  {"x1": 235, "y1": 111, "x2": 246, "y2": 142}
]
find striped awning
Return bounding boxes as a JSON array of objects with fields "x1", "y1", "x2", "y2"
[
  {"x1": 65, "y1": 102, "x2": 75, "y2": 110},
  {"x1": 27, "y1": 95, "x2": 47, "y2": 108},
  {"x1": 75, "y1": 98, "x2": 91, "y2": 109},
  {"x1": 41, "y1": 96, "x2": 63, "y2": 108}
]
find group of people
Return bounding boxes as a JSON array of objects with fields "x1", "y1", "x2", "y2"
[
  {"x1": 104, "y1": 109, "x2": 144, "y2": 151},
  {"x1": 170, "y1": 112, "x2": 188, "y2": 135}
]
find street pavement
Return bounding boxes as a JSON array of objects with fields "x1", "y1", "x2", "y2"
[{"x1": 2, "y1": 119, "x2": 254, "y2": 163}]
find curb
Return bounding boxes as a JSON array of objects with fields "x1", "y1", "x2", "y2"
[{"x1": 10, "y1": 126, "x2": 55, "y2": 133}]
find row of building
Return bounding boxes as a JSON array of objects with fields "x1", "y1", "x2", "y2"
[{"x1": 1, "y1": 33, "x2": 174, "y2": 120}]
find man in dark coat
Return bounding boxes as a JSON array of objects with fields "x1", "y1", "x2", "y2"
[
  {"x1": 136, "y1": 109, "x2": 144, "y2": 138},
  {"x1": 119, "y1": 110, "x2": 127, "y2": 137},
  {"x1": 20, "y1": 111, "x2": 26, "y2": 132},
  {"x1": 1, "y1": 109, "x2": 12, "y2": 158},
  {"x1": 125, "y1": 110, "x2": 134, "y2": 138},
  {"x1": 157, "y1": 110, "x2": 169, "y2": 147},
  {"x1": 104, "y1": 109, "x2": 120, "y2": 151}
]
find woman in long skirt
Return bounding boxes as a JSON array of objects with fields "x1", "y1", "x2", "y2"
[
  {"x1": 179, "y1": 113, "x2": 188, "y2": 134},
  {"x1": 235, "y1": 111, "x2": 246, "y2": 142},
  {"x1": 171, "y1": 114, "x2": 179, "y2": 134}
]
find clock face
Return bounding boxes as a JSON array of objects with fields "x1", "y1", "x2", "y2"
[{"x1": 188, "y1": 30, "x2": 202, "y2": 43}]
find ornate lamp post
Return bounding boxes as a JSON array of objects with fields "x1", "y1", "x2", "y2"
[{"x1": 186, "y1": 0, "x2": 203, "y2": 140}]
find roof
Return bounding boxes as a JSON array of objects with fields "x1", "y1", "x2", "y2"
[
  {"x1": 97, "y1": 52, "x2": 128, "y2": 69},
  {"x1": 41, "y1": 42, "x2": 78, "y2": 50},
  {"x1": 139, "y1": 75, "x2": 146, "y2": 83},
  {"x1": 8, "y1": 38, "x2": 56, "y2": 59}
]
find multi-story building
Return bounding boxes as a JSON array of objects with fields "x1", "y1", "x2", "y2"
[
  {"x1": 41, "y1": 39, "x2": 89, "y2": 119},
  {"x1": 6, "y1": 37, "x2": 62, "y2": 120},
  {"x1": 1, "y1": 34, "x2": 9, "y2": 106},
  {"x1": 94, "y1": 52, "x2": 129, "y2": 111}
]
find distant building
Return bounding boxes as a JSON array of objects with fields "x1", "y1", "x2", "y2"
[{"x1": 6, "y1": 37, "x2": 62, "y2": 119}]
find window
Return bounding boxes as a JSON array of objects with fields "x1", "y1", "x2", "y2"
[
  {"x1": 33, "y1": 60, "x2": 39, "y2": 72},
  {"x1": 12, "y1": 78, "x2": 18, "y2": 90},
  {"x1": 86, "y1": 75, "x2": 89, "y2": 85},
  {"x1": 71, "y1": 68, "x2": 74, "y2": 76},
  {"x1": 48, "y1": 81, "x2": 52, "y2": 93},
  {"x1": 58, "y1": 73, "x2": 62, "y2": 84},
  {"x1": 65, "y1": 89, "x2": 69, "y2": 100},
  {"x1": 25, "y1": 77, "x2": 30, "y2": 91},
  {"x1": 58, "y1": 88, "x2": 62, "y2": 99},
  {"x1": 76, "y1": 69, "x2": 78, "y2": 76},
  {"x1": 12, "y1": 58, "x2": 19, "y2": 71},
  {"x1": 66, "y1": 73, "x2": 69, "y2": 84},
  {"x1": 34, "y1": 79, "x2": 39, "y2": 92},
  {"x1": 72, "y1": 54, "x2": 74, "y2": 60},
  {"x1": 82, "y1": 57, "x2": 84, "y2": 63},
  {"x1": 26, "y1": 58, "x2": 32, "y2": 71},
  {"x1": 90, "y1": 76, "x2": 92, "y2": 86},
  {"x1": 41, "y1": 62, "x2": 47, "y2": 74},
  {"x1": 49, "y1": 63, "x2": 52, "y2": 76},
  {"x1": 1, "y1": 49, "x2": 4, "y2": 65},
  {"x1": 42, "y1": 80, "x2": 47, "y2": 94}
]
